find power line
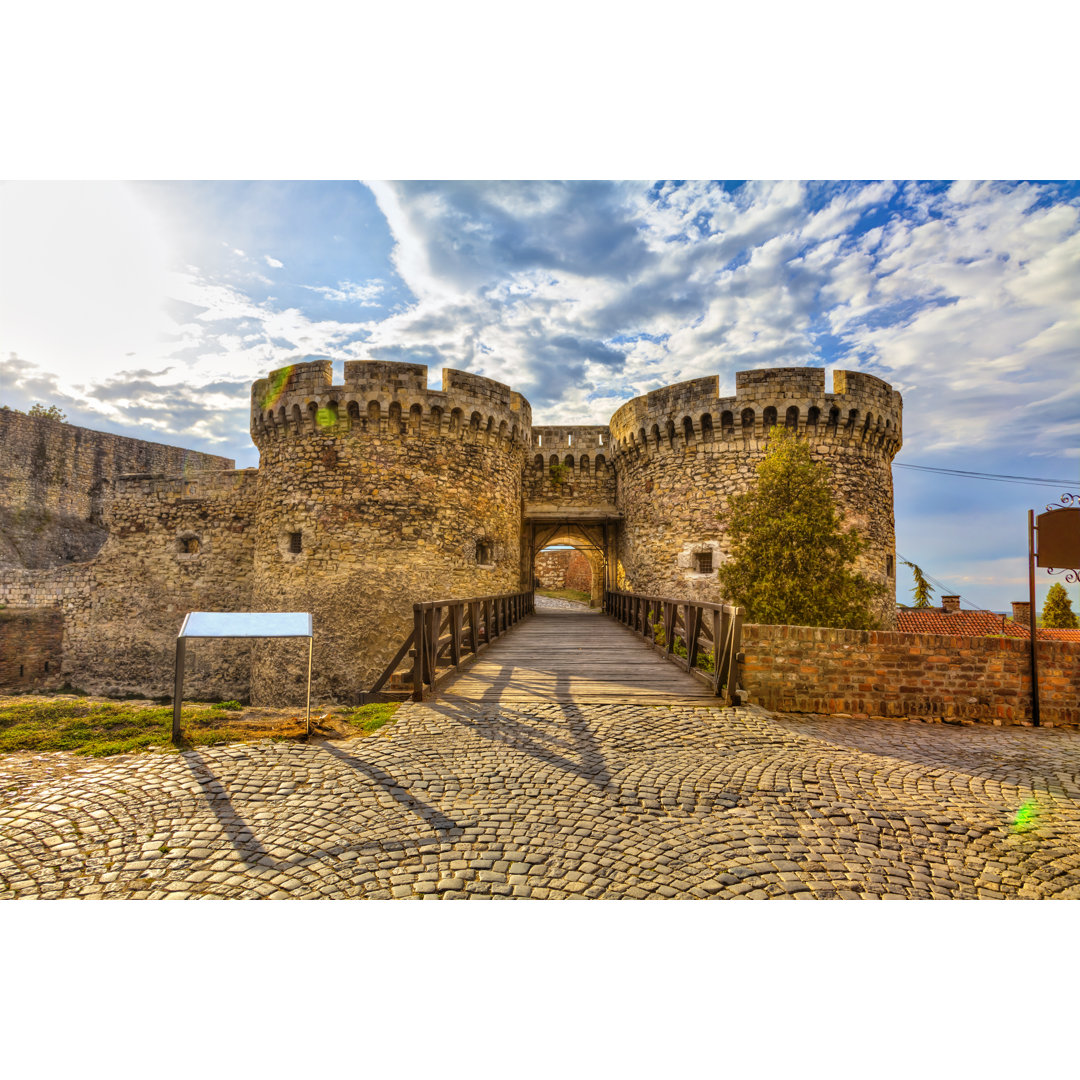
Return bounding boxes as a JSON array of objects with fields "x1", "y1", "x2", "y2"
[
  {"x1": 897, "y1": 553, "x2": 988, "y2": 612},
  {"x1": 894, "y1": 463, "x2": 1075, "y2": 488}
]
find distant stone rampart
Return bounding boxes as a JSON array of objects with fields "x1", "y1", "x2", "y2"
[{"x1": 0, "y1": 407, "x2": 233, "y2": 569}]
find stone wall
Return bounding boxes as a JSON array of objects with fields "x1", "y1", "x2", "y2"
[
  {"x1": 0, "y1": 608, "x2": 65, "y2": 690},
  {"x1": 608, "y1": 368, "x2": 901, "y2": 626},
  {"x1": 534, "y1": 548, "x2": 592, "y2": 593},
  {"x1": 0, "y1": 471, "x2": 260, "y2": 699},
  {"x1": 249, "y1": 360, "x2": 531, "y2": 705},
  {"x1": 0, "y1": 407, "x2": 233, "y2": 569},
  {"x1": 741, "y1": 623, "x2": 1080, "y2": 726}
]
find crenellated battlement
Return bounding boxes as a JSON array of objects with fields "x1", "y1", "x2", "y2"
[
  {"x1": 250, "y1": 359, "x2": 533, "y2": 451},
  {"x1": 608, "y1": 366, "x2": 902, "y2": 461},
  {"x1": 531, "y1": 425, "x2": 612, "y2": 454}
]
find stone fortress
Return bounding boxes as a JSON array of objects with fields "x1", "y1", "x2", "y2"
[{"x1": 0, "y1": 360, "x2": 902, "y2": 705}]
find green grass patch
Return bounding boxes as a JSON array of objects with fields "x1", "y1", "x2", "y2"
[
  {"x1": 211, "y1": 700, "x2": 243, "y2": 711},
  {"x1": 536, "y1": 587, "x2": 592, "y2": 606},
  {"x1": 0, "y1": 700, "x2": 275, "y2": 758},
  {"x1": 336, "y1": 702, "x2": 401, "y2": 736}
]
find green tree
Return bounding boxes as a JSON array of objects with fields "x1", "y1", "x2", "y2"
[
  {"x1": 717, "y1": 426, "x2": 887, "y2": 629},
  {"x1": 901, "y1": 559, "x2": 935, "y2": 608},
  {"x1": 27, "y1": 403, "x2": 66, "y2": 422},
  {"x1": 1041, "y1": 582, "x2": 1079, "y2": 629}
]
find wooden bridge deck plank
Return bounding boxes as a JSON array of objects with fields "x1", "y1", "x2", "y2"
[{"x1": 436, "y1": 608, "x2": 716, "y2": 705}]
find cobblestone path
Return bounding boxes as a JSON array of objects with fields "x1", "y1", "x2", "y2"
[{"x1": 3, "y1": 701, "x2": 1080, "y2": 899}]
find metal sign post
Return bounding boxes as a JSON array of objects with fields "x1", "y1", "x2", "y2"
[
  {"x1": 173, "y1": 612, "x2": 314, "y2": 745},
  {"x1": 1027, "y1": 497, "x2": 1080, "y2": 728}
]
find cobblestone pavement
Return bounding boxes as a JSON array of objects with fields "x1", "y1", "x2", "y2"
[
  {"x1": 533, "y1": 594, "x2": 590, "y2": 610},
  {"x1": 3, "y1": 701, "x2": 1080, "y2": 899}
]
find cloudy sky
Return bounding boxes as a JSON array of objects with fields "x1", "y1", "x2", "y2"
[{"x1": 1, "y1": 179, "x2": 1077, "y2": 612}]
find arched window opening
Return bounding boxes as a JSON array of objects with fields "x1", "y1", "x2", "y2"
[
  {"x1": 741, "y1": 408, "x2": 755, "y2": 433},
  {"x1": 430, "y1": 406, "x2": 443, "y2": 432},
  {"x1": 763, "y1": 406, "x2": 777, "y2": 432},
  {"x1": 388, "y1": 401, "x2": 403, "y2": 432},
  {"x1": 651, "y1": 423, "x2": 661, "y2": 450},
  {"x1": 291, "y1": 404, "x2": 303, "y2": 434},
  {"x1": 449, "y1": 408, "x2": 463, "y2": 434},
  {"x1": 785, "y1": 406, "x2": 799, "y2": 430},
  {"x1": 827, "y1": 407, "x2": 840, "y2": 430},
  {"x1": 564, "y1": 454, "x2": 574, "y2": 469},
  {"x1": 682, "y1": 416, "x2": 695, "y2": 445},
  {"x1": 846, "y1": 409, "x2": 859, "y2": 431},
  {"x1": 476, "y1": 540, "x2": 493, "y2": 564},
  {"x1": 409, "y1": 403, "x2": 423, "y2": 433},
  {"x1": 579, "y1": 454, "x2": 590, "y2": 473},
  {"x1": 595, "y1": 453, "x2": 606, "y2": 475},
  {"x1": 807, "y1": 405, "x2": 820, "y2": 428},
  {"x1": 534, "y1": 453, "x2": 544, "y2": 470},
  {"x1": 665, "y1": 419, "x2": 676, "y2": 447},
  {"x1": 347, "y1": 401, "x2": 361, "y2": 428},
  {"x1": 701, "y1": 413, "x2": 714, "y2": 442},
  {"x1": 307, "y1": 401, "x2": 319, "y2": 432},
  {"x1": 720, "y1": 411, "x2": 734, "y2": 436}
]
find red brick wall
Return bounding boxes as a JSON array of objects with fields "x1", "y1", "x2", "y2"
[
  {"x1": 564, "y1": 550, "x2": 591, "y2": 592},
  {"x1": 0, "y1": 607, "x2": 65, "y2": 690},
  {"x1": 741, "y1": 623, "x2": 1080, "y2": 726}
]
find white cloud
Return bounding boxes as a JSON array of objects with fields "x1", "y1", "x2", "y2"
[
  {"x1": 264, "y1": 255, "x2": 284, "y2": 268},
  {"x1": 302, "y1": 279, "x2": 385, "y2": 305}
]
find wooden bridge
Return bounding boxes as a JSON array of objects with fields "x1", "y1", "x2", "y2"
[{"x1": 367, "y1": 589, "x2": 744, "y2": 707}]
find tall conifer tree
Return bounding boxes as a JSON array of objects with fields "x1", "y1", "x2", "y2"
[
  {"x1": 717, "y1": 427, "x2": 886, "y2": 629},
  {"x1": 1041, "y1": 582, "x2": 1079, "y2": 629}
]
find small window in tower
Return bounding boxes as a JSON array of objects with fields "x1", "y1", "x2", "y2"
[
  {"x1": 44, "y1": 661, "x2": 50, "y2": 672},
  {"x1": 19, "y1": 664, "x2": 24, "y2": 677},
  {"x1": 694, "y1": 551, "x2": 713, "y2": 574},
  {"x1": 289, "y1": 531, "x2": 303, "y2": 554},
  {"x1": 886, "y1": 555, "x2": 894, "y2": 577},
  {"x1": 476, "y1": 541, "x2": 492, "y2": 564},
  {"x1": 177, "y1": 535, "x2": 200, "y2": 554}
]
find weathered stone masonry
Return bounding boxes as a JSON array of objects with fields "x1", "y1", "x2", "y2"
[
  {"x1": 1, "y1": 360, "x2": 903, "y2": 705},
  {"x1": 608, "y1": 367, "x2": 902, "y2": 624}
]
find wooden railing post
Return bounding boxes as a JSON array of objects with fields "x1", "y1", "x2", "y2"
[{"x1": 412, "y1": 604, "x2": 424, "y2": 701}]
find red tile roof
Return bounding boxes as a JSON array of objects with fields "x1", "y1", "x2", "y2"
[{"x1": 896, "y1": 608, "x2": 1080, "y2": 641}]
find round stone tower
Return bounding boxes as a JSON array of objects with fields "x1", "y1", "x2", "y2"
[
  {"x1": 248, "y1": 359, "x2": 531, "y2": 705},
  {"x1": 608, "y1": 367, "x2": 903, "y2": 627}
]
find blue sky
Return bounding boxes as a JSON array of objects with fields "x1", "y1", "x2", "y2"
[{"x1": 1, "y1": 179, "x2": 1077, "y2": 614}]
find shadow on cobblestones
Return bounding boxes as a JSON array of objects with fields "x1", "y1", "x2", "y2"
[
  {"x1": 318, "y1": 742, "x2": 462, "y2": 834},
  {"x1": 178, "y1": 750, "x2": 272, "y2": 867},
  {"x1": 427, "y1": 693, "x2": 614, "y2": 789}
]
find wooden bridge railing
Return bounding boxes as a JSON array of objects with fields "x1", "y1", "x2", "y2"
[
  {"x1": 604, "y1": 589, "x2": 745, "y2": 705},
  {"x1": 368, "y1": 590, "x2": 534, "y2": 702}
]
